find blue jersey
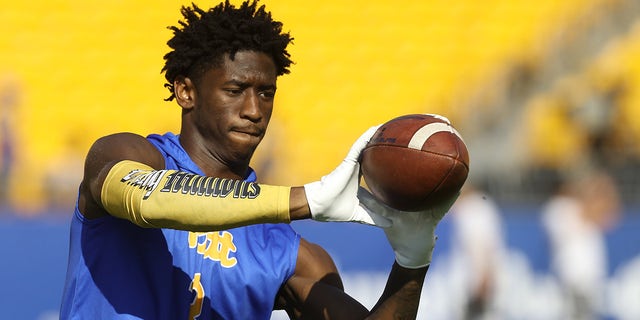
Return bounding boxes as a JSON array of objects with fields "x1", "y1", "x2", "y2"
[{"x1": 60, "y1": 132, "x2": 300, "y2": 319}]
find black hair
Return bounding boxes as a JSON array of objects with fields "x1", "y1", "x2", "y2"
[{"x1": 161, "y1": 0, "x2": 294, "y2": 101}]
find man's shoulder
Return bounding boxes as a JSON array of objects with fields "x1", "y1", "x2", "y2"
[
  {"x1": 95, "y1": 132, "x2": 148, "y2": 145},
  {"x1": 91, "y1": 132, "x2": 157, "y2": 156},
  {"x1": 87, "y1": 132, "x2": 164, "y2": 169}
]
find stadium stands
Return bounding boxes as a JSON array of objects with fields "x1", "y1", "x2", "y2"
[{"x1": 1, "y1": 0, "x2": 639, "y2": 212}]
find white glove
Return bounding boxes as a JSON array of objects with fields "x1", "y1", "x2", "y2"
[
  {"x1": 304, "y1": 125, "x2": 389, "y2": 226},
  {"x1": 358, "y1": 188, "x2": 459, "y2": 268}
]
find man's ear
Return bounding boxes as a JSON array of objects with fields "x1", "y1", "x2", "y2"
[{"x1": 174, "y1": 76, "x2": 196, "y2": 110}]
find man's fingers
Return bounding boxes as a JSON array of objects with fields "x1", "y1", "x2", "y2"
[{"x1": 353, "y1": 206, "x2": 392, "y2": 227}]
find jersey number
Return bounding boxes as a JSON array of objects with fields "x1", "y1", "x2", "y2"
[{"x1": 188, "y1": 273, "x2": 204, "y2": 320}]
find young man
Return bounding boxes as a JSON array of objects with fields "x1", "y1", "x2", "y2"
[{"x1": 60, "y1": 1, "x2": 455, "y2": 319}]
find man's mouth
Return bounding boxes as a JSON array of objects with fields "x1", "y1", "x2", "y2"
[{"x1": 232, "y1": 127, "x2": 262, "y2": 138}]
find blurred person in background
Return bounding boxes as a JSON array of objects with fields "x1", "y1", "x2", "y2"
[
  {"x1": 60, "y1": 1, "x2": 458, "y2": 319},
  {"x1": 542, "y1": 169, "x2": 621, "y2": 320},
  {"x1": 0, "y1": 74, "x2": 20, "y2": 210},
  {"x1": 449, "y1": 184, "x2": 505, "y2": 320},
  {"x1": 43, "y1": 129, "x2": 86, "y2": 212}
]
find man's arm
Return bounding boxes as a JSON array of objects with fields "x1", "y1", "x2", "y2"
[
  {"x1": 275, "y1": 189, "x2": 458, "y2": 319},
  {"x1": 368, "y1": 263, "x2": 428, "y2": 319},
  {"x1": 80, "y1": 132, "x2": 293, "y2": 230},
  {"x1": 79, "y1": 127, "x2": 386, "y2": 230},
  {"x1": 275, "y1": 238, "x2": 370, "y2": 320},
  {"x1": 276, "y1": 241, "x2": 429, "y2": 320},
  {"x1": 79, "y1": 132, "x2": 166, "y2": 219}
]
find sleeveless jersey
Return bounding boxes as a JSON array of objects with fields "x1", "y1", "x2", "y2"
[{"x1": 60, "y1": 132, "x2": 300, "y2": 319}]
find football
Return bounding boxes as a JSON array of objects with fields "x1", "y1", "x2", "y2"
[{"x1": 361, "y1": 114, "x2": 470, "y2": 211}]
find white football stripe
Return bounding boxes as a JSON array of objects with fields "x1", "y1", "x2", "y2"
[
  {"x1": 408, "y1": 122, "x2": 464, "y2": 150},
  {"x1": 423, "y1": 113, "x2": 451, "y2": 124}
]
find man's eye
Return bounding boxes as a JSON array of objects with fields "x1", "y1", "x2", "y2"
[
  {"x1": 260, "y1": 89, "x2": 275, "y2": 99},
  {"x1": 225, "y1": 88, "x2": 242, "y2": 95}
]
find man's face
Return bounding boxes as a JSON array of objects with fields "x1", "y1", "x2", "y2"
[{"x1": 188, "y1": 50, "x2": 278, "y2": 164}]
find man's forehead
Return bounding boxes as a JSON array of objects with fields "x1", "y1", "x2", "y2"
[{"x1": 214, "y1": 51, "x2": 277, "y2": 81}]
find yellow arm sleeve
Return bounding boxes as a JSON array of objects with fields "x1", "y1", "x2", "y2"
[{"x1": 100, "y1": 160, "x2": 291, "y2": 231}]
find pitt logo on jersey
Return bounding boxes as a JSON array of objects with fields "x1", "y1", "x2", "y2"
[{"x1": 188, "y1": 231, "x2": 238, "y2": 268}]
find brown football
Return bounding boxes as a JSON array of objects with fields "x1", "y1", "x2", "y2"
[{"x1": 361, "y1": 114, "x2": 470, "y2": 211}]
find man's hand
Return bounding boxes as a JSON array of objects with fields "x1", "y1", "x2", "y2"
[
  {"x1": 304, "y1": 125, "x2": 389, "y2": 226},
  {"x1": 358, "y1": 188, "x2": 459, "y2": 268}
]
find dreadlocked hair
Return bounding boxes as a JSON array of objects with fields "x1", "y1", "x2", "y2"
[{"x1": 161, "y1": 0, "x2": 294, "y2": 101}]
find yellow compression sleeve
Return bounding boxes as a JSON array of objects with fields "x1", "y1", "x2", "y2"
[{"x1": 101, "y1": 160, "x2": 291, "y2": 231}]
